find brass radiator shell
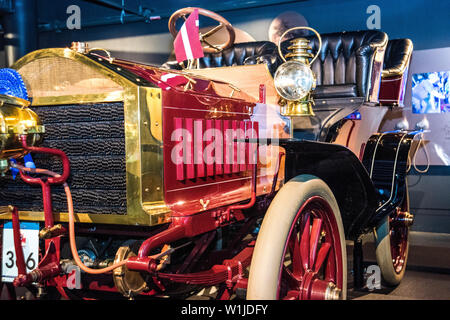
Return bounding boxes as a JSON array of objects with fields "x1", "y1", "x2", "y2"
[{"x1": 0, "y1": 48, "x2": 169, "y2": 227}]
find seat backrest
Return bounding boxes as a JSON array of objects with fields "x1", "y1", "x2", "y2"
[
  {"x1": 281, "y1": 30, "x2": 388, "y2": 101},
  {"x1": 199, "y1": 41, "x2": 276, "y2": 67},
  {"x1": 163, "y1": 41, "x2": 279, "y2": 74},
  {"x1": 379, "y1": 38, "x2": 413, "y2": 106},
  {"x1": 382, "y1": 38, "x2": 413, "y2": 78}
]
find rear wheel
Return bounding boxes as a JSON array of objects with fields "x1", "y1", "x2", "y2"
[
  {"x1": 247, "y1": 175, "x2": 347, "y2": 300},
  {"x1": 375, "y1": 185, "x2": 413, "y2": 286}
]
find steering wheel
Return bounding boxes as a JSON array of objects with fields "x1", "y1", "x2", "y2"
[{"x1": 168, "y1": 7, "x2": 236, "y2": 54}]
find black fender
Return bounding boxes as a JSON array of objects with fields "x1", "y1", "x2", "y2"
[
  {"x1": 279, "y1": 139, "x2": 378, "y2": 240},
  {"x1": 361, "y1": 130, "x2": 421, "y2": 227}
]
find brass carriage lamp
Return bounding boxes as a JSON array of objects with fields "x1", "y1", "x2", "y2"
[{"x1": 274, "y1": 27, "x2": 322, "y2": 117}]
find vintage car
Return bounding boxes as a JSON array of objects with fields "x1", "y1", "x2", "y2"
[{"x1": 0, "y1": 7, "x2": 417, "y2": 300}]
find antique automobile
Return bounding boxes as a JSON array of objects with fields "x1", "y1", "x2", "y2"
[{"x1": 0, "y1": 7, "x2": 418, "y2": 300}]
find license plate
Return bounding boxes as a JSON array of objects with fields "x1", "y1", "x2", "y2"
[{"x1": 1, "y1": 221, "x2": 39, "y2": 283}]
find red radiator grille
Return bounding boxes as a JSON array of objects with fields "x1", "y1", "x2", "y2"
[{"x1": 172, "y1": 118, "x2": 259, "y2": 181}]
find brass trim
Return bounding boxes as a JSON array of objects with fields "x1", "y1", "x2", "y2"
[
  {"x1": 0, "y1": 206, "x2": 170, "y2": 226},
  {"x1": 277, "y1": 27, "x2": 322, "y2": 64},
  {"x1": 123, "y1": 85, "x2": 170, "y2": 226},
  {"x1": 30, "y1": 91, "x2": 124, "y2": 106},
  {"x1": 0, "y1": 94, "x2": 30, "y2": 107}
]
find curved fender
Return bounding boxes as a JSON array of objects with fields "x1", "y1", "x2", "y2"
[
  {"x1": 279, "y1": 139, "x2": 378, "y2": 240},
  {"x1": 361, "y1": 130, "x2": 422, "y2": 226}
]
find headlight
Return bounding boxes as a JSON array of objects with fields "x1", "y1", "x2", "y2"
[{"x1": 274, "y1": 60, "x2": 315, "y2": 101}]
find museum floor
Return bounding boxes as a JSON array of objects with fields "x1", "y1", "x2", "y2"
[{"x1": 347, "y1": 232, "x2": 450, "y2": 300}]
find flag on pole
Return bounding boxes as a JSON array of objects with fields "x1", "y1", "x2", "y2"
[{"x1": 173, "y1": 9, "x2": 204, "y2": 62}]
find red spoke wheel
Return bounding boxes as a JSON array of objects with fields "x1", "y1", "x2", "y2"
[
  {"x1": 247, "y1": 175, "x2": 347, "y2": 300},
  {"x1": 375, "y1": 182, "x2": 412, "y2": 286}
]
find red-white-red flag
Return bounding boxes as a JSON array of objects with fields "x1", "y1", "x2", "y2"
[{"x1": 173, "y1": 9, "x2": 204, "y2": 62}]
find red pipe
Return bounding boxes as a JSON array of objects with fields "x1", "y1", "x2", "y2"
[
  {"x1": 126, "y1": 225, "x2": 185, "y2": 272},
  {"x1": 12, "y1": 163, "x2": 129, "y2": 275},
  {"x1": 224, "y1": 162, "x2": 257, "y2": 221},
  {"x1": 19, "y1": 135, "x2": 70, "y2": 185},
  {"x1": 19, "y1": 135, "x2": 70, "y2": 228},
  {"x1": 41, "y1": 181, "x2": 54, "y2": 229},
  {"x1": 11, "y1": 206, "x2": 27, "y2": 276},
  {"x1": 259, "y1": 84, "x2": 266, "y2": 104}
]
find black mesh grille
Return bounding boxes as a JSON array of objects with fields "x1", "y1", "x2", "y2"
[{"x1": 0, "y1": 102, "x2": 127, "y2": 215}]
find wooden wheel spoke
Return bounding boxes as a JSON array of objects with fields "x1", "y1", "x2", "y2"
[
  {"x1": 300, "y1": 214, "x2": 310, "y2": 270},
  {"x1": 314, "y1": 242, "x2": 331, "y2": 273},
  {"x1": 288, "y1": 225, "x2": 303, "y2": 275},
  {"x1": 282, "y1": 265, "x2": 300, "y2": 286},
  {"x1": 201, "y1": 38, "x2": 222, "y2": 51},
  {"x1": 309, "y1": 218, "x2": 322, "y2": 267},
  {"x1": 201, "y1": 23, "x2": 224, "y2": 39},
  {"x1": 325, "y1": 247, "x2": 336, "y2": 282}
]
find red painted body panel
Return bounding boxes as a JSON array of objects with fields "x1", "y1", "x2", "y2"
[
  {"x1": 112, "y1": 58, "x2": 277, "y2": 216},
  {"x1": 162, "y1": 89, "x2": 260, "y2": 216},
  {"x1": 379, "y1": 73, "x2": 408, "y2": 106}
]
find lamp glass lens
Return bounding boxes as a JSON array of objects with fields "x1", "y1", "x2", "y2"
[{"x1": 274, "y1": 60, "x2": 314, "y2": 101}]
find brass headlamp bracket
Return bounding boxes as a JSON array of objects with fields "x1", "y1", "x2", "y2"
[{"x1": 276, "y1": 27, "x2": 322, "y2": 117}]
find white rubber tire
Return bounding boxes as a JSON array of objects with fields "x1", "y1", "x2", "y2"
[
  {"x1": 247, "y1": 174, "x2": 347, "y2": 300},
  {"x1": 374, "y1": 216, "x2": 409, "y2": 286},
  {"x1": 374, "y1": 181, "x2": 410, "y2": 286}
]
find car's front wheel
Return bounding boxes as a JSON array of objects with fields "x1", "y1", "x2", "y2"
[{"x1": 247, "y1": 174, "x2": 347, "y2": 300}]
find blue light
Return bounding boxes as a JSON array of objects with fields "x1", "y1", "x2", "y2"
[{"x1": 345, "y1": 111, "x2": 361, "y2": 120}]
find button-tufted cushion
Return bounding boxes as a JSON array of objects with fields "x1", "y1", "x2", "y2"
[{"x1": 280, "y1": 30, "x2": 388, "y2": 99}]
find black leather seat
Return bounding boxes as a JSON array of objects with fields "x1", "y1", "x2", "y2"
[
  {"x1": 280, "y1": 30, "x2": 388, "y2": 101},
  {"x1": 283, "y1": 30, "x2": 388, "y2": 142},
  {"x1": 163, "y1": 41, "x2": 279, "y2": 75},
  {"x1": 382, "y1": 39, "x2": 413, "y2": 78},
  {"x1": 379, "y1": 39, "x2": 413, "y2": 106}
]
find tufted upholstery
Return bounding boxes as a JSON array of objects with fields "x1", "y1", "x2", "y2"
[
  {"x1": 382, "y1": 39, "x2": 413, "y2": 78},
  {"x1": 163, "y1": 41, "x2": 279, "y2": 74},
  {"x1": 280, "y1": 30, "x2": 388, "y2": 100}
]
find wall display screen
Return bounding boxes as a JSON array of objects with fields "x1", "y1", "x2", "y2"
[{"x1": 412, "y1": 70, "x2": 450, "y2": 114}]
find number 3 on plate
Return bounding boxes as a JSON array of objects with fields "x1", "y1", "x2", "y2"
[{"x1": 1, "y1": 221, "x2": 40, "y2": 283}]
